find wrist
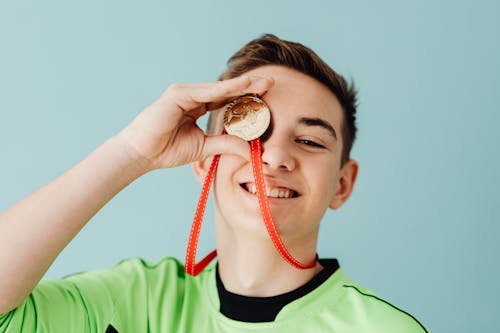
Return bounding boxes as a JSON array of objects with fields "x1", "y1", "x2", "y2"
[{"x1": 110, "y1": 132, "x2": 155, "y2": 175}]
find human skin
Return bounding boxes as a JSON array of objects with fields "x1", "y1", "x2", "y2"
[
  {"x1": 193, "y1": 65, "x2": 359, "y2": 297},
  {"x1": 0, "y1": 75, "x2": 273, "y2": 314}
]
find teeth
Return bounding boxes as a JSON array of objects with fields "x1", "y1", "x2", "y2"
[{"x1": 245, "y1": 183, "x2": 294, "y2": 198}]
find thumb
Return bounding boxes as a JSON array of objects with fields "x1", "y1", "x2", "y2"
[{"x1": 201, "y1": 134, "x2": 251, "y2": 161}]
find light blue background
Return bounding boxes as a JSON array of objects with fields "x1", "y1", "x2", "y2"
[{"x1": 1, "y1": 1, "x2": 498, "y2": 332}]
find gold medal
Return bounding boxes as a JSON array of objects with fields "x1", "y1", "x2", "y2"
[{"x1": 223, "y1": 95, "x2": 271, "y2": 141}]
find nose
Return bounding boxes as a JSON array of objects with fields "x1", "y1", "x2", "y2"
[{"x1": 260, "y1": 136, "x2": 296, "y2": 171}]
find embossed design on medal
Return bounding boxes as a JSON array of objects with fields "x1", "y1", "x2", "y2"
[{"x1": 223, "y1": 95, "x2": 271, "y2": 141}]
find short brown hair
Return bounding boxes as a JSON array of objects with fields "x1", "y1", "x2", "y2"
[{"x1": 208, "y1": 34, "x2": 358, "y2": 165}]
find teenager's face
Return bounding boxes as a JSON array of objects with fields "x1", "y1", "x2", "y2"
[{"x1": 209, "y1": 65, "x2": 356, "y2": 243}]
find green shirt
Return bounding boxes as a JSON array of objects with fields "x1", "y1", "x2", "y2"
[{"x1": 0, "y1": 257, "x2": 428, "y2": 332}]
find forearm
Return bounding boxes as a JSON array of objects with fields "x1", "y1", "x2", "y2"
[{"x1": 0, "y1": 134, "x2": 150, "y2": 313}]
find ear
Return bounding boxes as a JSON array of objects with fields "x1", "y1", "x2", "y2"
[
  {"x1": 329, "y1": 159, "x2": 359, "y2": 210},
  {"x1": 192, "y1": 157, "x2": 213, "y2": 184}
]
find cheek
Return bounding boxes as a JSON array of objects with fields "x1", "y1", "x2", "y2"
[
  {"x1": 212, "y1": 155, "x2": 246, "y2": 197},
  {"x1": 309, "y1": 164, "x2": 339, "y2": 205}
]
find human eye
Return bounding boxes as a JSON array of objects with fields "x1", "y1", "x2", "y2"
[{"x1": 296, "y1": 138, "x2": 326, "y2": 149}]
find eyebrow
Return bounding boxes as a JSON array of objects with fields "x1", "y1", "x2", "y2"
[{"x1": 298, "y1": 117, "x2": 337, "y2": 140}]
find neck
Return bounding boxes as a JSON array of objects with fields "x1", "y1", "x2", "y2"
[{"x1": 215, "y1": 220, "x2": 322, "y2": 297}]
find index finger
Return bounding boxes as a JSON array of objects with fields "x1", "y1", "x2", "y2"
[
  {"x1": 199, "y1": 75, "x2": 274, "y2": 108},
  {"x1": 206, "y1": 75, "x2": 274, "y2": 111},
  {"x1": 160, "y1": 75, "x2": 274, "y2": 117}
]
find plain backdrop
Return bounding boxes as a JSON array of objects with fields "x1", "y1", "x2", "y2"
[{"x1": 1, "y1": 1, "x2": 499, "y2": 332}]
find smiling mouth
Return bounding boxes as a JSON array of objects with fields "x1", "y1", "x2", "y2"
[{"x1": 241, "y1": 183, "x2": 299, "y2": 199}]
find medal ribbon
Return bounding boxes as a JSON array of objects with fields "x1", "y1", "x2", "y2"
[{"x1": 185, "y1": 137, "x2": 317, "y2": 276}]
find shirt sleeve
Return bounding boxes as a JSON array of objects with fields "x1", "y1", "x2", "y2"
[{"x1": 0, "y1": 259, "x2": 143, "y2": 333}]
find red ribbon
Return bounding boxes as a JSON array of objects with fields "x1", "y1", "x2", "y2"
[{"x1": 185, "y1": 138, "x2": 317, "y2": 276}]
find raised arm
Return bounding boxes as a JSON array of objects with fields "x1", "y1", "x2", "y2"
[{"x1": 0, "y1": 75, "x2": 273, "y2": 313}]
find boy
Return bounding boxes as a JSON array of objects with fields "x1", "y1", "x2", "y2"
[{"x1": 0, "y1": 34, "x2": 428, "y2": 332}]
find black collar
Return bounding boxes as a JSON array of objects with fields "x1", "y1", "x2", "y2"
[{"x1": 216, "y1": 259, "x2": 339, "y2": 322}]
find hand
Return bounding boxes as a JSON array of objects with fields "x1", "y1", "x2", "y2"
[{"x1": 117, "y1": 75, "x2": 274, "y2": 171}]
